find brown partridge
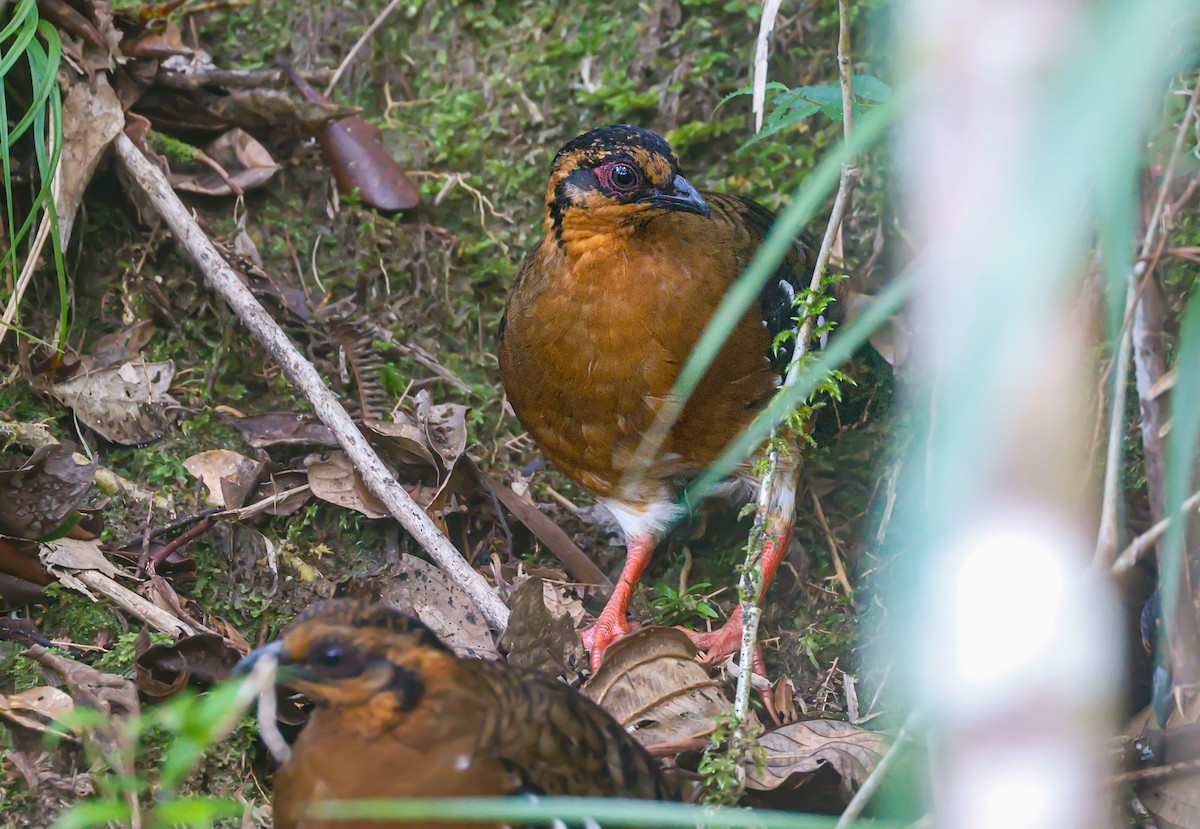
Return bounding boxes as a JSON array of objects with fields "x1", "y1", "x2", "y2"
[
  {"x1": 236, "y1": 599, "x2": 673, "y2": 829},
  {"x1": 498, "y1": 125, "x2": 818, "y2": 681}
]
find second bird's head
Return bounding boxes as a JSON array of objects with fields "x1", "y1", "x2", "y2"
[
  {"x1": 235, "y1": 599, "x2": 451, "y2": 713},
  {"x1": 545, "y1": 125, "x2": 709, "y2": 237}
]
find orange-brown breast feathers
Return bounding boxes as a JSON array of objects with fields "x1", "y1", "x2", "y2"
[
  {"x1": 499, "y1": 189, "x2": 811, "y2": 506},
  {"x1": 262, "y1": 600, "x2": 673, "y2": 829}
]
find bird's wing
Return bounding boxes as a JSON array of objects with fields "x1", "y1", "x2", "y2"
[
  {"x1": 474, "y1": 662, "x2": 674, "y2": 800},
  {"x1": 704, "y1": 192, "x2": 821, "y2": 375}
]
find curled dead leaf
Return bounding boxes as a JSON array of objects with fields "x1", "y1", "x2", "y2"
[
  {"x1": 307, "y1": 451, "x2": 388, "y2": 519},
  {"x1": 49, "y1": 359, "x2": 178, "y2": 445},
  {"x1": 58, "y1": 76, "x2": 124, "y2": 245},
  {"x1": 135, "y1": 630, "x2": 244, "y2": 703},
  {"x1": 229, "y1": 413, "x2": 336, "y2": 449},
  {"x1": 0, "y1": 686, "x2": 76, "y2": 739},
  {"x1": 183, "y1": 449, "x2": 264, "y2": 509},
  {"x1": 501, "y1": 576, "x2": 586, "y2": 680},
  {"x1": 746, "y1": 718, "x2": 889, "y2": 795},
  {"x1": 0, "y1": 442, "x2": 94, "y2": 539},
  {"x1": 378, "y1": 554, "x2": 498, "y2": 659},
  {"x1": 583, "y1": 627, "x2": 735, "y2": 751},
  {"x1": 170, "y1": 128, "x2": 279, "y2": 197},
  {"x1": 39, "y1": 537, "x2": 121, "y2": 604},
  {"x1": 211, "y1": 88, "x2": 360, "y2": 132},
  {"x1": 412, "y1": 390, "x2": 467, "y2": 472},
  {"x1": 242, "y1": 470, "x2": 313, "y2": 517}
]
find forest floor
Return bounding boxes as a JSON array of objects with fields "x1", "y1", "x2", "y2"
[{"x1": 9, "y1": 0, "x2": 1190, "y2": 826}]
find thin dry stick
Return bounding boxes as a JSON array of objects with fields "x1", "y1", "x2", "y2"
[
  {"x1": 835, "y1": 712, "x2": 917, "y2": 828},
  {"x1": 247, "y1": 652, "x2": 293, "y2": 763},
  {"x1": 1113, "y1": 487, "x2": 1200, "y2": 573},
  {"x1": 324, "y1": 0, "x2": 406, "y2": 96},
  {"x1": 1094, "y1": 76, "x2": 1200, "y2": 567},
  {"x1": 75, "y1": 570, "x2": 197, "y2": 637},
  {"x1": 752, "y1": 0, "x2": 785, "y2": 132},
  {"x1": 733, "y1": 0, "x2": 860, "y2": 729},
  {"x1": 113, "y1": 132, "x2": 510, "y2": 631}
]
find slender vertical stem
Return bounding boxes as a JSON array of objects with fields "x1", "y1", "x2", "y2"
[{"x1": 732, "y1": 0, "x2": 859, "y2": 736}]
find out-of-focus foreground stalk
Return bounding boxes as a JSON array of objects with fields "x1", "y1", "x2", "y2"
[{"x1": 892, "y1": 0, "x2": 1194, "y2": 826}]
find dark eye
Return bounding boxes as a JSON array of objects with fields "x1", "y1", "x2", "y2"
[
  {"x1": 610, "y1": 164, "x2": 639, "y2": 190},
  {"x1": 309, "y1": 639, "x2": 362, "y2": 677},
  {"x1": 317, "y1": 643, "x2": 348, "y2": 666}
]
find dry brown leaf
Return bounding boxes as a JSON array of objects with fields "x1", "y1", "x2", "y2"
[
  {"x1": 488, "y1": 477, "x2": 610, "y2": 587},
  {"x1": 26, "y1": 644, "x2": 139, "y2": 755},
  {"x1": 58, "y1": 76, "x2": 124, "y2": 245},
  {"x1": 245, "y1": 470, "x2": 313, "y2": 516},
  {"x1": 183, "y1": 449, "x2": 263, "y2": 509},
  {"x1": 746, "y1": 718, "x2": 889, "y2": 795},
  {"x1": 135, "y1": 630, "x2": 243, "y2": 703},
  {"x1": 211, "y1": 88, "x2": 360, "y2": 132},
  {"x1": 379, "y1": 554, "x2": 498, "y2": 659},
  {"x1": 501, "y1": 576, "x2": 586, "y2": 680},
  {"x1": 412, "y1": 390, "x2": 468, "y2": 472},
  {"x1": 230, "y1": 413, "x2": 336, "y2": 449},
  {"x1": 0, "y1": 686, "x2": 75, "y2": 738},
  {"x1": 583, "y1": 627, "x2": 735, "y2": 750},
  {"x1": 362, "y1": 418, "x2": 437, "y2": 469},
  {"x1": 170, "y1": 128, "x2": 280, "y2": 197},
  {"x1": 50, "y1": 359, "x2": 178, "y2": 445},
  {"x1": 26, "y1": 646, "x2": 140, "y2": 714},
  {"x1": 0, "y1": 442, "x2": 94, "y2": 539},
  {"x1": 83, "y1": 321, "x2": 158, "y2": 372},
  {"x1": 307, "y1": 451, "x2": 388, "y2": 519},
  {"x1": 39, "y1": 537, "x2": 121, "y2": 600}
]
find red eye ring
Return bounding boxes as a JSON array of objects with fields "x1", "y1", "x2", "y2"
[{"x1": 599, "y1": 161, "x2": 641, "y2": 192}]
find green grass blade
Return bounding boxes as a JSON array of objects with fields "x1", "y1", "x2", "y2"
[
  {"x1": 624, "y1": 96, "x2": 898, "y2": 486},
  {"x1": 685, "y1": 269, "x2": 916, "y2": 501},
  {"x1": 310, "y1": 797, "x2": 905, "y2": 828}
]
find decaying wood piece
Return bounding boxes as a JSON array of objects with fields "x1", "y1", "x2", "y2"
[{"x1": 112, "y1": 133, "x2": 509, "y2": 632}]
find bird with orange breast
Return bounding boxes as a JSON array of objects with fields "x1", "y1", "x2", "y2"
[
  {"x1": 499, "y1": 125, "x2": 819, "y2": 689},
  {"x1": 237, "y1": 599, "x2": 674, "y2": 829}
]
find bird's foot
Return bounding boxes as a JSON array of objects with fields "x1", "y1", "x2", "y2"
[
  {"x1": 681, "y1": 605, "x2": 744, "y2": 663},
  {"x1": 581, "y1": 611, "x2": 638, "y2": 671},
  {"x1": 679, "y1": 607, "x2": 780, "y2": 724}
]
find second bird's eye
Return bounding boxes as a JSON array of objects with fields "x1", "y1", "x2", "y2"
[
  {"x1": 316, "y1": 642, "x2": 349, "y2": 666},
  {"x1": 610, "y1": 164, "x2": 639, "y2": 190}
]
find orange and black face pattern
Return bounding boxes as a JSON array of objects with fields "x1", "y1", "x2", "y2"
[
  {"x1": 545, "y1": 125, "x2": 709, "y2": 240},
  {"x1": 237, "y1": 599, "x2": 450, "y2": 712}
]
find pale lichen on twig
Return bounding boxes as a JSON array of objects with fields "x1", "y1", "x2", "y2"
[{"x1": 731, "y1": 0, "x2": 860, "y2": 747}]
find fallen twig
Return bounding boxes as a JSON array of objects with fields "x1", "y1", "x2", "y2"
[
  {"x1": 324, "y1": 0, "x2": 406, "y2": 96},
  {"x1": 146, "y1": 515, "x2": 215, "y2": 573},
  {"x1": 75, "y1": 570, "x2": 196, "y2": 637},
  {"x1": 1113, "y1": 488, "x2": 1200, "y2": 574},
  {"x1": 153, "y1": 66, "x2": 334, "y2": 92},
  {"x1": 1094, "y1": 76, "x2": 1200, "y2": 568},
  {"x1": 112, "y1": 133, "x2": 510, "y2": 631}
]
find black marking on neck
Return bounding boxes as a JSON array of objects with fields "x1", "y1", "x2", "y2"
[
  {"x1": 388, "y1": 664, "x2": 426, "y2": 712},
  {"x1": 549, "y1": 167, "x2": 600, "y2": 247}
]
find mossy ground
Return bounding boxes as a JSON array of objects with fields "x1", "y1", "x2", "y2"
[{"x1": 1, "y1": 0, "x2": 909, "y2": 821}]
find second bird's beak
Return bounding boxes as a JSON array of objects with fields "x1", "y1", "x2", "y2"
[
  {"x1": 643, "y1": 174, "x2": 710, "y2": 218},
  {"x1": 234, "y1": 640, "x2": 287, "y2": 679}
]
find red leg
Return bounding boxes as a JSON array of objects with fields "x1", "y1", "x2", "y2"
[
  {"x1": 680, "y1": 511, "x2": 795, "y2": 723},
  {"x1": 580, "y1": 535, "x2": 655, "y2": 670}
]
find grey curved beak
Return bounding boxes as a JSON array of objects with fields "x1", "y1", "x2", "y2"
[
  {"x1": 643, "y1": 174, "x2": 710, "y2": 218},
  {"x1": 233, "y1": 640, "x2": 283, "y2": 678}
]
